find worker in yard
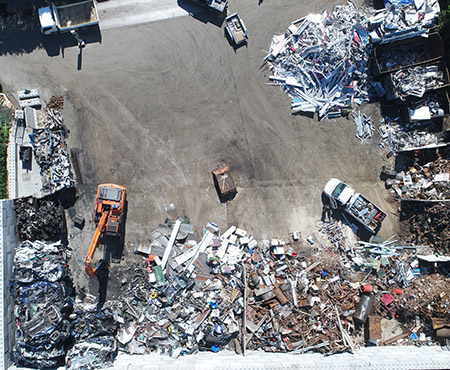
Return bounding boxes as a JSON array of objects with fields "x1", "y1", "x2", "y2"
[
  {"x1": 321, "y1": 190, "x2": 333, "y2": 222},
  {"x1": 321, "y1": 199, "x2": 332, "y2": 223}
]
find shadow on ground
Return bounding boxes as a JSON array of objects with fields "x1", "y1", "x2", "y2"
[
  {"x1": 94, "y1": 201, "x2": 127, "y2": 308},
  {"x1": 177, "y1": 0, "x2": 225, "y2": 28}
]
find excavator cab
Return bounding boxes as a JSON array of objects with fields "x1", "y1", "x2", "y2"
[{"x1": 85, "y1": 184, "x2": 127, "y2": 277}]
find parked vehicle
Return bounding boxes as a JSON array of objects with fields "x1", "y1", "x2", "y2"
[
  {"x1": 225, "y1": 13, "x2": 248, "y2": 45},
  {"x1": 323, "y1": 178, "x2": 386, "y2": 233},
  {"x1": 38, "y1": 0, "x2": 99, "y2": 35}
]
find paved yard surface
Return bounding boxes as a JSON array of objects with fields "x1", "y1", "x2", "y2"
[{"x1": 0, "y1": 0, "x2": 397, "y2": 297}]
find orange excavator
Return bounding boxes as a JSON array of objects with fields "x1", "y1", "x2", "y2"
[{"x1": 84, "y1": 183, "x2": 127, "y2": 277}]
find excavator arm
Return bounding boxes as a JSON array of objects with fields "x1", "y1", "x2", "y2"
[{"x1": 84, "y1": 210, "x2": 110, "y2": 278}]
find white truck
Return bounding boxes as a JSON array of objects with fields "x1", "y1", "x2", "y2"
[
  {"x1": 323, "y1": 178, "x2": 386, "y2": 233},
  {"x1": 38, "y1": 1, "x2": 99, "y2": 38}
]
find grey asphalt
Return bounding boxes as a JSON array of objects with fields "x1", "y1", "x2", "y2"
[{"x1": 0, "y1": 0, "x2": 397, "y2": 296}]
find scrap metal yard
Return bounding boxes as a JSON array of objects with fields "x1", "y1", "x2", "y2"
[{"x1": 1, "y1": 0, "x2": 450, "y2": 368}]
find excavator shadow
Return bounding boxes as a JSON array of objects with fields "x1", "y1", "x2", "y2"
[{"x1": 95, "y1": 200, "x2": 128, "y2": 309}]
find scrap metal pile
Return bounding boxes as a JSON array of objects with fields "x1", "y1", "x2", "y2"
[
  {"x1": 390, "y1": 64, "x2": 445, "y2": 99},
  {"x1": 265, "y1": 2, "x2": 371, "y2": 120},
  {"x1": 378, "y1": 120, "x2": 444, "y2": 151},
  {"x1": 377, "y1": 41, "x2": 429, "y2": 72},
  {"x1": 29, "y1": 106, "x2": 75, "y2": 195},
  {"x1": 98, "y1": 219, "x2": 447, "y2": 358},
  {"x1": 10, "y1": 199, "x2": 449, "y2": 368},
  {"x1": 369, "y1": 0, "x2": 440, "y2": 40},
  {"x1": 66, "y1": 309, "x2": 119, "y2": 370},
  {"x1": 15, "y1": 197, "x2": 66, "y2": 241},
  {"x1": 387, "y1": 156, "x2": 450, "y2": 200},
  {"x1": 401, "y1": 201, "x2": 450, "y2": 254},
  {"x1": 109, "y1": 222, "x2": 247, "y2": 357},
  {"x1": 11, "y1": 240, "x2": 74, "y2": 368},
  {"x1": 406, "y1": 93, "x2": 448, "y2": 120}
]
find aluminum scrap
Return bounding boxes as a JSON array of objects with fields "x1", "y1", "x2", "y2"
[
  {"x1": 353, "y1": 111, "x2": 375, "y2": 141},
  {"x1": 265, "y1": 1, "x2": 371, "y2": 119},
  {"x1": 378, "y1": 121, "x2": 443, "y2": 151},
  {"x1": 391, "y1": 65, "x2": 445, "y2": 99},
  {"x1": 368, "y1": 0, "x2": 440, "y2": 42}
]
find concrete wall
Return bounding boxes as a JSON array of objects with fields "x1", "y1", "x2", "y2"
[
  {"x1": 103, "y1": 346, "x2": 450, "y2": 370},
  {"x1": 0, "y1": 200, "x2": 16, "y2": 370}
]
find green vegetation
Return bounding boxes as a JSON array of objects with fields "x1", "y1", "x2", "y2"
[
  {"x1": 439, "y1": 0, "x2": 450, "y2": 69},
  {"x1": 0, "y1": 101, "x2": 12, "y2": 199}
]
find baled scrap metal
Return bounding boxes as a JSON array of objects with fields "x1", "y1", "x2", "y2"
[
  {"x1": 14, "y1": 197, "x2": 66, "y2": 241},
  {"x1": 265, "y1": 2, "x2": 371, "y2": 119},
  {"x1": 12, "y1": 239, "x2": 74, "y2": 368}
]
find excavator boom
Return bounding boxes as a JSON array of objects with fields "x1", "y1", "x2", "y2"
[
  {"x1": 84, "y1": 210, "x2": 109, "y2": 277},
  {"x1": 84, "y1": 184, "x2": 127, "y2": 277}
]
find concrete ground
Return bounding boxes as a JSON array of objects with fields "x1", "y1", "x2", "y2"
[{"x1": 0, "y1": 0, "x2": 398, "y2": 297}]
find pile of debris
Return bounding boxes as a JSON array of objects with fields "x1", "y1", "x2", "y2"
[
  {"x1": 11, "y1": 240, "x2": 74, "y2": 368},
  {"x1": 387, "y1": 157, "x2": 450, "y2": 200},
  {"x1": 376, "y1": 41, "x2": 429, "y2": 72},
  {"x1": 66, "y1": 309, "x2": 119, "y2": 369},
  {"x1": 29, "y1": 107, "x2": 75, "y2": 195},
  {"x1": 14, "y1": 197, "x2": 66, "y2": 241},
  {"x1": 368, "y1": 0, "x2": 440, "y2": 41},
  {"x1": 265, "y1": 2, "x2": 371, "y2": 119},
  {"x1": 401, "y1": 201, "x2": 450, "y2": 254},
  {"x1": 46, "y1": 95, "x2": 64, "y2": 111},
  {"x1": 405, "y1": 93, "x2": 448, "y2": 121},
  {"x1": 353, "y1": 111, "x2": 376, "y2": 141},
  {"x1": 103, "y1": 218, "x2": 449, "y2": 358},
  {"x1": 110, "y1": 222, "x2": 247, "y2": 357},
  {"x1": 389, "y1": 64, "x2": 446, "y2": 100},
  {"x1": 378, "y1": 121, "x2": 445, "y2": 152}
]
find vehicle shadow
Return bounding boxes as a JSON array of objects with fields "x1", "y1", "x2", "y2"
[{"x1": 177, "y1": 0, "x2": 225, "y2": 28}]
